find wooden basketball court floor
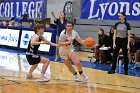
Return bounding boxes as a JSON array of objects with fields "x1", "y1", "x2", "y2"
[{"x1": 0, "y1": 49, "x2": 140, "y2": 93}]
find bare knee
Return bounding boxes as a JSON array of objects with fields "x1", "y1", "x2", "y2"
[{"x1": 41, "y1": 58, "x2": 50, "y2": 64}]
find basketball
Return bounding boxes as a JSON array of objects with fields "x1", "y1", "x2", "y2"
[{"x1": 84, "y1": 37, "x2": 95, "y2": 48}]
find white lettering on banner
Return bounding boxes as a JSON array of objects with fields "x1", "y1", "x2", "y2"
[
  {"x1": 16, "y1": 2, "x2": 21, "y2": 17},
  {"x1": 88, "y1": 0, "x2": 99, "y2": 19},
  {"x1": 0, "y1": 1, "x2": 44, "y2": 18},
  {"x1": 10, "y1": 2, "x2": 14, "y2": 17},
  {"x1": 5, "y1": 3, "x2": 10, "y2": 17},
  {"x1": 22, "y1": 2, "x2": 28, "y2": 15},
  {"x1": 119, "y1": 2, "x2": 130, "y2": 15},
  {"x1": 108, "y1": 2, "x2": 118, "y2": 16},
  {"x1": 0, "y1": 3, "x2": 4, "y2": 17},
  {"x1": 35, "y1": 1, "x2": 42, "y2": 18},
  {"x1": 28, "y1": 2, "x2": 35, "y2": 18},
  {"x1": 99, "y1": 3, "x2": 109, "y2": 20},
  {"x1": 88, "y1": 0, "x2": 140, "y2": 19},
  {"x1": 132, "y1": 2, "x2": 140, "y2": 16}
]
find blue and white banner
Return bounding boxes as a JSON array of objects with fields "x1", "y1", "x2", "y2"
[
  {"x1": 20, "y1": 30, "x2": 52, "y2": 52},
  {"x1": 81, "y1": 0, "x2": 140, "y2": 20},
  {"x1": 0, "y1": 0, "x2": 47, "y2": 18},
  {"x1": 0, "y1": 28, "x2": 20, "y2": 47}
]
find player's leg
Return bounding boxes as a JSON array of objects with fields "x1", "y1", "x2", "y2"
[
  {"x1": 62, "y1": 58, "x2": 78, "y2": 81},
  {"x1": 39, "y1": 57, "x2": 50, "y2": 81},
  {"x1": 40, "y1": 57, "x2": 50, "y2": 77},
  {"x1": 26, "y1": 64, "x2": 38, "y2": 79},
  {"x1": 69, "y1": 52, "x2": 88, "y2": 81},
  {"x1": 26, "y1": 55, "x2": 39, "y2": 79},
  {"x1": 63, "y1": 58, "x2": 76, "y2": 74}
]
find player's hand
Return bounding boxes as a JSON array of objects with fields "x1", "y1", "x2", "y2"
[
  {"x1": 55, "y1": 44, "x2": 59, "y2": 48},
  {"x1": 113, "y1": 43, "x2": 116, "y2": 49},
  {"x1": 51, "y1": 11, "x2": 54, "y2": 16},
  {"x1": 41, "y1": 41, "x2": 46, "y2": 44},
  {"x1": 67, "y1": 39, "x2": 72, "y2": 45},
  {"x1": 127, "y1": 44, "x2": 130, "y2": 50}
]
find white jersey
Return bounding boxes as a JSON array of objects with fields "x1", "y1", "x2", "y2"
[{"x1": 59, "y1": 30, "x2": 81, "y2": 59}]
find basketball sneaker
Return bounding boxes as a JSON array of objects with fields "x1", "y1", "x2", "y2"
[
  {"x1": 26, "y1": 74, "x2": 35, "y2": 79},
  {"x1": 38, "y1": 77, "x2": 50, "y2": 82},
  {"x1": 74, "y1": 74, "x2": 79, "y2": 81},
  {"x1": 80, "y1": 73, "x2": 88, "y2": 81}
]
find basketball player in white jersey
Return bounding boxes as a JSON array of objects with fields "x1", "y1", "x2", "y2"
[{"x1": 58, "y1": 22, "x2": 88, "y2": 81}]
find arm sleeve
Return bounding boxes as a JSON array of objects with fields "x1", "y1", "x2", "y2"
[
  {"x1": 75, "y1": 31, "x2": 81, "y2": 40},
  {"x1": 114, "y1": 22, "x2": 119, "y2": 29},
  {"x1": 127, "y1": 22, "x2": 131, "y2": 30}
]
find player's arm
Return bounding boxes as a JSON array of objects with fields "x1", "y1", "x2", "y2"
[
  {"x1": 58, "y1": 33, "x2": 72, "y2": 46},
  {"x1": 113, "y1": 29, "x2": 117, "y2": 48},
  {"x1": 75, "y1": 33, "x2": 84, "y2": 44},
  {"x1": 51, "y1": 11, "x2": 57, "y2": 22},
  {"x1": 30, "y1": 34, "x2": 44, "y2": 45},
  {"x1": 41, "y1": 36, "x2": 58, "y2": 47},
  {"x1": 58, "y1": 39, "x2": 72, "y2": 46},
  {"x1": 127, "y1": 22, "x2": 131, "y2": 50}
]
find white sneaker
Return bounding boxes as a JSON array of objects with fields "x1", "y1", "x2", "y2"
[
  {"x1": 26, "y1": 74, "x2": 35, "y2": 80},
  {"x1": 74, "y1": 74, "x2": 79, "y2": 81},
  {"x1": 80, "y1": 73, "x2": 88, "y2": 81},
  {"x1": 38, "y1": 77, "x2": 50, "y2": 82}
]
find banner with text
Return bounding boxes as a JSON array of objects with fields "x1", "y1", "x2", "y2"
[
  {"x1": 0, "y1": 28, "x2": 20, "y2": 47},
  {"x1": 0, "y1": 0, "x2": 47, "y2": 18},
  {"x1": 81, "y1": 0, "x2": 140, "y2": 20}
]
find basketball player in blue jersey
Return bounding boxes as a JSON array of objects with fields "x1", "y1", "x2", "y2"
[{"x1": 26, "y1": 24, "x2": 59, "y2": 81}]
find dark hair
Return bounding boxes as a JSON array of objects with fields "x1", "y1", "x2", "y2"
[
  {"x1": 109, "y1": 26, "x2": 114, "y2": 38},
  {"x1": 120, "y1": 12, "x2": 126, "y2": 16},
  {"x1": 130, "y1": 34, "x2": 135, "y2": 38},
  {"x1": 99, "y1": 28, "x2": 104, "y2": 34},
  {"x1": 34, "y1": 24, "x2": 44, "y2": 34},
  {"x1": 98, "y1": 28, "x2": 105, "y2": 44},
  {"x1": 120, "y1": 12, "x2": 127, "y2": 21},
  {"x1": 66, "y1": 21, "x2": 74, "y2": 26}
]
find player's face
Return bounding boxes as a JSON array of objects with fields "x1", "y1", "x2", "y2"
[
  {"x1": 119, "y1": 14, "x2": 125, "y2": 21},
  {"x1": 38, "y1": 28, "x2": 44, "y2": 35},
  {"x1": 98, "y1": 29, "x2": 103, "y2": 35},
  {"x1": 66, "y1": 23, "x2": 73, "y2": 32},
  {"x1": 60, "y1": 12, "x2": 65, "y2": 18}
]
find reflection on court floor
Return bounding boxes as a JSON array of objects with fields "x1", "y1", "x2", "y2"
[
  {"x1": 0, "y1": 51, "x2": 50, "y2": 77},
  {"x1": 0, "y1": 48, "x2": 140, "y2": 93}
]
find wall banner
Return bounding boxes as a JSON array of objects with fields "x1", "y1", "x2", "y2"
[{"x1": 81, "y1": 0, "x2": 140, "y2": 20}]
